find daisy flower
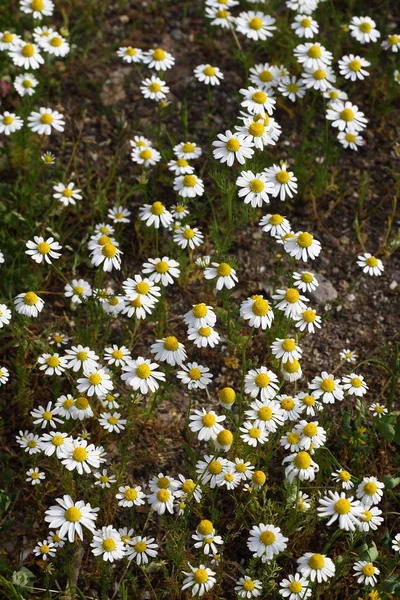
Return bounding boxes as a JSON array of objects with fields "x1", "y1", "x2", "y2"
[
  {"x1": 291, "y1": 14, "x2": 319, "y2": 38},
  {"x1": 244, "y1": 367, "x2": 279, "y2": 400},
  {"x1": 326, "y1": 100, "x2": 368, "y2": 132},
  {"x1": 353, "y1": 561, "x2": 380, "y2": 586},
  {"x1": 358, "y1": 506, "x2": 384, "y2": 532},
  {"x1": 249, "y1": 63, "x2": 280, "y2": 90},
  {"x1": 150, "y1": 336, "x2": 187, "y2": 366},
  {"x1": 189, "y1": 408, "x2": 225, "y2": 441},
  {"x1": 126, "y1": 536, "x2": 158, "y2": 565},
  {"x1": 204, "y1": 262, "x2": 238, "y2": 290},
  {"x1": 174, "y1": 174, "x2": 204, "y2": 198},
  {"x1": 332, "y1": 469, "x2": 354, "y2": 490},
  {"x1": 77, "y1": 367, "x2": 114, "y2": 397},
  {"x1": 0, "y1": 304, "x2": 12, "y2": 328},
  {"x1": 296, "y1": 493, "x2": 311, "y2": 512},
  {"x1": 236, "y1": 11, "x2": 276, "y2": 41},
  {"x1": 215, "y1": 429, "x2": 234, "y2": 452},
  {"x1": 148, "y1": 488, "x2": 175, "y2": 515},
  {"x1": 0, "y1": 31, "x2": 22, "y2": 51},
  {"x1": 294, "y1": 420, "x2": 326, "y2": 449},
  {"x1": 309, "y1": 371, "x2": 344, "y2": 404},
  {"x1": 91, "y1": 241, "x2": 122, "y2": 272},
  {"x1": 271, "y1": 337, "x2": 302, "y2": 363},
  {"x1": 294, "y1": 42, "x2": 333, "y2": 70},
  {"x1": 247, "y1": 523, "x2": 288, "y2": 563},
  {"x1": 98, "y1": 412, "x2": 127, "y2": 433},
  {"x1": 33, "y1": 539, "x2": 56, "y2": 561},
  {"x1": 338, "y1": 54, "x2": 370, "y2": 81},
  {"x1": 184, "y1": 304, "x2": 216, "y2": 330},
  {"x1": 278, "y1": 76, "x2": 307, "y2": 101},
  {"x1": 121, "y1": 357, "x2": 165, "y2": 394},
  {"x1": 53, "y1": 182, "x2": 82, "y2": 206},
  {"x1": 369, "y1": 403, "x2": 387, "y2": 418},
  {"x1": 284, "y1": 231, "x2": 321, "y2": 262},
  {"x1": 25, "y1": 236, "x2": 62, "y2": 264},
  {"x1": 342, "y1": 373, "x2": 368, "y2": 396},
  {"x1": 240, "y1": 295, "x2": 274, "y2": 329},
  {"x1": 212, "y1": 130, "x2": 254, "y2": 166},
  {"x1": 302, "y1": 66, "x2": 336, "y2": 91},
  {"x1": 265, "y1": 162, "x2": 298, "y2": 200},
  {"x1": 293, "y1": 271, "x2": 318, "y2": 292},
  {"x1": 174, "y1": 141, "x2": 202, "y2": 160},
  {"x1": 116, "y1": 485, "x2": 145, "y2": 507},
  {"x1": 317, "y1": 491, "x2": 363, "y2": 530},
  {"x1": 272, "y1": 288, "x2": 308, "y2": 319},
  {"x1": 173, "y1": 225, "x2": 204, "y2": 249},
  {"x1": 9, "y1": 42, "x2": 44, "y2": 69},
  {"x1": 118, "y1": 528, "x2": 135, "y2": 545},
  {"x1": 235, "y1": 116, "x2": 276, "y2": 150},
  {"x1": 48, "y1": 332, "x2": 68, "y2": 347},
  {"x1": 139, "y1": 201, "x2": 173, "y2": 229},
  {"x1": 39, "y1": 431, "x2": 72, "y2": 458},
  {"x1": 27, "y1": 107, "x2": 65, "y2": 135},
  {"x1": 122, "y1": 275, "x2": 160, "y2": 306},
  {"x1": 286, "y1": 0, "x2": 318, "y2": 14},
  {"x1": 108, "y1": 206, "x2": 131, "y2": 223},
  {"x1": 277, "y1": 395, "x2": 302, "y2": 421},
  {"x1": 70, "y1": 396, "x2": 94, "y2": 421},
  {"x1": 297, "y1": 553, "x2": 335, "y2": 583},
  {"x1": 356, "y1": 477, "x2": 384, "y2": 507},
  {"x1": 16, "y1": 431, "x2": 41, "y2": 454},
  {"x1": 91, "y1": 526, "x2": 125, "y2": 562},
  {"x1": 175, "y1": 475, "x2": 202, "y2": 503},
  {"x1": 49, "y1": 531, "x2": 65, "y2": 548},
  {"x1": 337, "y1": 131, "x2": 364, "y2": 150},
  {"x1": 192, "y1": 530, "x2": 223, "y2": 554},
  {"x1": 0, "y1": 112, "x2": 23, "y2": 135},
  {"x1": 294, "y1": 308, "x2": 321, "y2": 333},
  {"x1": 61, "y1": 439, "x2": 102, "y2": 475},
  {"x1": 117, "y1": 46, "x2": 144, "y2": 63},
  {"x1": 194, "y1": 64, "x2": 224, "y2": 86},
  {"x1": 279, "y1": 574, "x2": 312, "y2": 600},
  {"x1": 142, "y1": 47, "x2": 175, "y2": 70},
  {"x1": 177, "y1": 363, "x2": 213, "y2": 390},
  {"x1": 391, "y1": 533, "x2": 400, "y2": 552},
  {"x1": 38, "y1": 353, "x2": 67, "y2": 376},
  {"x1": 41, "y1": 33, "x2": 70, "y2": 57},
  {"x1": 140, "y1": 76, "x2": 169, "y2": 101},
  {"x1": 382, "y1": 33, "x2": 400, "y2": 52},
  {"x1": 323, "y1": 87, "x2": 348, "y2": 103},
  {"x1": 168, "y1": 160, "x2": 194, "y2": 176},
  {"x1": 20, "y1": 0, "x2": 54, "y2": 18},
  {"x1": 357, "y1": 253, "x2": 384, "y2": 276},
  {"x1": 104, "y1": 345, "x2": 130, "y2": 367},
  {"x1": 240, "y1": 87, "x2": 276, "y2": 118},
  {"x1": 205, "y1": 6, "x2": 235, "y2": 28},
  {"x1": 181, "y1": 564, "x2": 216, "y2": 596},
  {"x1": 235, "y1": 576, "x2": 262, "y2": 598},
  {"x1": 26, "y1": 467, "x2": 46, "y2": 485},
  {"x1": 131, "y1": 146, "x2": 161, "y2": 167},
  {"x1": 64, "y1": 345, "x2": 99, "y2": 373},
  {"x1": 236, "y1": 170, "x2": 274, "y2": 207},
  {"x1": 259, "y1": 213, "x2": 291, "y2": 238},
  {"x1": 340, "y1": 348, "x2": 357, "y2": 363},
  {"x1": 283, "y1": 451, "x2": 319, "y2": 482},
  {"x1": 45, "y1": 495, "x2": 99, "y2": 542},
  {"x1": 240, "y1": 421, "x2": 269, "y2": 447},
  {"x1": 246, "y1": 398, "x2": 285, "y2": 432},
  {"x1": 349, "y1": 16, "x2": 380, "y2": 44},
  {"x1": 31, "y1": 402, "x2": 63, "y2": 429}
]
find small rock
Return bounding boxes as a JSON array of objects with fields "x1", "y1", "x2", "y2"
[
  {"x1": 309, "y1": 273, "x2": 338, "y2": 304},
  {"x1": 340, "y1": 235, "x2": 350, "y2": 246},
  {"x1": 389, "y1": 280, "x2": 398, "y2": 290},
  {"x1": 347, "y1": 294, "x2": 356, "y2": 302}
]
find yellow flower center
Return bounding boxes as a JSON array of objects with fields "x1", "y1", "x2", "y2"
[
  {"x1": 276, "y1": 170, "x2": 290, "y2": 184},
  {"x1": 151, "y1": 201, "x2": 165, "y2": 215},
  {"x1": 125, "y1": 47, "x2": 137, "y2": 56},
  {"x1": 216, "y1": 8, "x2": 228, "y2": 18},
  {"x1": 260, "y1": 70, "x2": 273, "y2": 82},
  {"x1": 362, "y1": 564, "x2": 375, "y2": 577},
  {"x1": 252, "y1": 91, "x2": 267, "y2": 104},
  {"x1": 303, "y1": 309, "x2": 316, "y2": 323},
  {"x1": 198, "y1": 519, "x2": 214, "y2": 535},
  {"x1": 313, "y1": 69, "x2": 326, "y2": 80},
  {"x1": 294, "y1": 451, "x2": 311, "y2": 469},
  {"x1": 24, "y1": 291, "x2": 38, "y2": 306},
  {"x1": 287, "y1": 432, "x2": 300, "y2": 445},
  {"x1": 303, "y1": 423, "x2": 318, "y2": 437},
  {"x1": 282, "y1": 338, "x2": 296, "y2": 352},
  {"x1": 281, "y1": 397, "x2": 295, "y2": 410},
  {"x1": 183, "y1": 228, "x2": 195, "y2": 239},
  {"x1": 136, "y1": 281, "x2": 150, "y2": 294},
  {"x1": 308, "y1": 554, "x2": 325, "y2": 570},
  {"x1": 308, "y1": 44, "x2": 322, "y2": 58},
  {"x1": 297, "y1": 232, "x2": 313, "y2": 248},
  {"x1": 388, "y1": 34, "x2": 399, "y2": 45},
  {"x1": 194, "y1": 569, "x2": 209, "y2": 584},
  {"x1": 40, "y1": 543, "x2": 50, "y2": 553},
  {"x1": 182, "y1": 480, "x2": 196, "y2": 494},
  {"x1": 153, "y1": 48, "x2": 166, "y2": 60},
  {"x1": 202, "y1": 413, "x2": 216, "y2": 427},
  {"x1": 52, "y1": 435, "x2": 64, "y2": 446},
  {"x1": 155, "y1": 260, "x2": 169, "y2": 273},
  {"x1": 217, "y1": 429, "x2": 233, "y2": 445},
  {"x1": 157, "y1": 489, "x2": 171, "y2": 502},
  {"x1": 366, "y1": 256, "x2": 378, "y2": 267},
  {"x1": 3, "y1": 116, "x2": 13, "y2": 125},
  {"x1": 135, "y1": 541, "x2": 147, "y2": 553},
  {"x1": 2, "y1": 33, "x2": 13, "y2": 43},
  {"x1": 283, "y1": 359, "x2": 300, "y2": 373},
  {"x1": 72, "y1": 447, "x2": 88, "y2": 462},
  {"x1": 285, "y1": 288, "x2": 300, "y2": 303},
  {"x1": 340, "y1": 108, "x2": 355, "y2": 122},
  {"x1": 100, "y1": 475, "x2": 109, "y2": 483},
  {"x1": 111, "y1": 350, "x2": 123, "y2": 360},
  {"x1": 31, "y1": 0, "x2": 45, "y2": 9},
  {"x1": 249, "y1": 427, "x2": 261, "y2": 439},
  {"x1": 89, "y1": 373, "x2": 102, "y2": 385},
  {"x1": 255, "y1": 373, "x2": 270, "y2": 387},
  {"x1": 124, "y1": 488, "x2": 138, "y2": 501},
  {"x1": 243, "y1": 580, "x2": 255, "y2": 591},
  {"x1": 219, "y1": 387, "x2": 235, "y2": 404},
  {"x1": 136, "y1": 363, "x2": 151, "y2": 379},
  {"x1": 249, "y1": 17, "x2": 263, "y2": 30},
  {"x1": 189, "y1": 367, "x2": 202, "y2": 380},
  {"x1": 301, "y1": 273, "x2": 313, "y2": 284},
  {"x1": 199, "y1": 326, "x2": 211, "y2": 337},
  {"x1": 335, "y1": 498, "x2": 351, "y2": 514},
  {"x1": 290, "y1": 581, "x2": 303, "y2": 593},
  {"x1": 363, "y1": 482, "x2": 377, "y2": 496},
  {"x1": 350, "y1": 377, "x2": 362, "y2": 388},
  {"x1": 148, "y1": 82, "x2": 161, "y2": 93},
  {"x1": 40, "y1": 113, "x2": 53, "y2": 125},
  {"x1": 102, "y1": 538, "x2": 116, "y2": 552},
  {"x1": 75, "y1": 396, "x2": 89, "y2": 409},
  {"x1": 108, "y1": 416, "x2": 118, "y2": 425},
  {"x1": 183, "y1": 174, "x2": 197, "y2": 188},
  {"x1": 226, "y1": 138, "x2": 241, "y2": 152},
  {"x1": 252, "y1": 297, "x2": 269, "y2": 316},
  {"x1": 217, "y1": 262, "x2": 232, "y2": 277},
  {"x1": 65, "y1": 507, "x2": 81, "y2": 522},
  {"x1": 260, "y1": 531, "x2": 276, "y2": 546},
  {"x1": 164, "y1": 336, "x2": 179, "y2": 351},
  {"x1": 157, "y1": 476, "x2": 170, "y2": 489},
  {"x1": 209, "y1": 461, "x2": 222, "y2": 475},
  {"x1": 301, "y1": 17, "x2": 312, "y2": 27},
  {"x1": 63, "y1": 397, "x2": 74, "y2": 409},
  {"x1": 258, "y1": 406, "x2": 273, "y2": 421},
  {"x1": 50, "y1": 36, "x2": 62, "y2": 47},
  {"x1": 287, "y1": 83, "x2": 299, "y2": 93},
  {"x1": 22, "y1": 44, "x2": 35, "y2": 58},
  {"x1": 339, "y1": 470, "x2": 351, "y2": 481},
  {"x1": 192, "y1": 303, "x2": 208, "y2": 318},
  {"x1": 37, "y1": 241, "x2": 52, "y2": 256},
  {"x1": 360, "y1": 21, "x2": 372, "y2": 33},
  {"x1": 362, "y1": 510, "x2": 372, "y2": 522},
  {"x1": 344, "y1": 133, "x2": 356, "y2": 143},
  {"x1": 249, "y1": 178, "x2": 265, "y2": 192},
  {"x1": 27, "y1": 440, "x2": 37, "y2": 448},
  {"x1": 204, "y1": 65, "x2": 216, "y2": 76},
  {"x1": 348, "y1": 59, "x2": 361, "y2": 72},
  {"x1": 46, "y1": 356, "x2": 60, "y2": 368},
  {"x1": 183, "y1": 142, "x2": 195, "y2": 153},
  {"x1": 253, "y1": 470, "x2": 266, "y2": 485},
  {"x1": 321, "y1": 378, "x2": 335, "y2": 392}
]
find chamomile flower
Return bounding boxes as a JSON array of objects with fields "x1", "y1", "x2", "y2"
[
  {"x1": 31, "y1": 402, "x2": 63, "y2": 429},
  {"x1": 192, "y1": 530, "x2": 223, "y2": 554},
  {"x1": 340, "y1": 349, "x2": 357, "y2": 363},
  {"x1": 236, "y1": 116, "x2": 276, "y2": 150},
  {"x1": 294, "y1": 308, "x2": 321, "y2": 333},
  {"x1": 25, "y1": 236, "x2": 62, "y2": 264},
  {"x1": 273, "y1": 288, "x2": 308, "y2": 319},
  {"x1": 77, "y1": 367, "x2": 114, "y2": 397},
  {"x1": 91, "y1": 526, "x2": 125, "y2": 562},
  {"x1": 126, "y1": 536, "x2": 158, "y2": 565},
  {"x1": 283, "y1": 451, "x2": 319, "y2": 482},
  {"x1": 0, "y1": 31, "x2": 22, "y2": 51},
  {"x1": 34, "y1": 539, "x2": 56, "y2": 561},
  {"x1": 184, "y1": 304, "x2": 216, "y2": 329},
  {"x1": 349, "y1": 16, "x2": 380, "y2": 44},
  {"x1": 236, "y1": 11, "x2": 277, "y2": 41},
  {"x1": 240, "y1": 87, "x2": 276, "y2": 117},
  {"x1": 118, "y1": 527, "x2": 135, "y2": 545},
  {"x1": 240, "y1": 295, "x2": 274, "y2": 329},
  {"x1": 294, "y1": 420, "x2": 326, "y2": 449},
  {"x1": 394, "y1": 69, "x2": 400, "y2": 84},
  {"x1": 99, "y1": 412, "x2": 127, "y2": 433},
  {"x1": 20, "y1": 0, "x2": 54, "y2": 18},
  {"x1": 309, "y1": 371, "x2": 344, "y2": 403},
  {"x1": 117, "y1": 46, "x2": 144, "y2": 63},
  {"x1": 353, "y1": 561, "x2": 380, "y2": 586},
  {"x1": 212, "y1": 130, "x2": 254, "y2": 166},
  {"x1": 296, "y1": 493, "x2": 311, "y2": 512},
  {"x1": 142, "y1": 257, "x2": 180, "y2": 286},
  {"x1": 10, "y1": 42, "x2": 44, "y2": 69},
  {"x1": 317, "y1": 491, "x2": 363, "y2": 530},
  {"x1": 291, "y1": 14, "x2": 319, "y2": 38},
  {"x1": 260, "y1": 213, "x2": 291, "y2": 238},
  {"x1": 14, "y1": 291, "x2": 44, "y2": 317},
  {"x1": 189, "y1": 408, "x2": 225, "y2": 441},
  {"x1": 121, "y1": 296, "x2": 154, "y2": 319},
  {"x1": 27, "y1": 107, "x2": 65, "y2": 135},
  {"x1": 41, "y1": 33, "x2": 70, "y2": 57},
  {"x1": 99, "y1": 393, "x2": 120, "y2": 410},
  {"x1": 70, "y1": 396, "x2": 94, "y2": 421},
  {"x1": 174, "y1": 174, "x2": 204, "y2": 198},
  {"x1": 204, "y1": 262, "x2": 238, "y2": 291},
  {"x1": 121, "y1": 357, "x2": 165, "y2": 394},
  {"x1": 332, "y1": 469, "x2": 354, "y2": 490},
  {"x1": 302, "y1": 66, "x2": 336, "y2": 91},
  {"x1": 39, "y1": 431, "x2": 71, "y2": 458},
  {"x1": 181, "y1": 563, "x2": 216, "y2": 596},
  {"x1": 45, "y1": 495, "x2": 99, "y2": 542},
  {"x1": 337, "y1": 130, "x2": 364, "y2": 150},
  {"x1": 174, "y1": 225, "x2": 204, "y2": 249},
  {"x1": 278, "y1": 76, "x2": 307, "y2": 101},
  {"x1": 0, "y1": 112, "x2": 23, "y2": 135},
  {"x1": 294, "y1": 42, "x2": 333, "y2": 70},
  {"x1": 122, "y1": 275, "x2": 160, "y2": 306},
  {"x1": 240, "y1": 422, "x2": 269, "y2": 447},
  {"x1": 246, "y1": 399, "x2": 285, "y2": 432},
  {"x1": 277, "y1": 395, "x2": 302, "y2": 421},
  {"x1": 61, "y1": 439, "x2": 102, "y2": 475},
  {"x1": 339, "y1": 54, "x2": 370, "y2": 81},
  {"x1": 342, "y1": 373, "x2": 368, "y2": 396},
  {"x1": 205, "y1": 6, "x2": 235, "y2": 28},
  {"x1": 108, "y1": 206, "x2": 131, "y2": 223},
  {"x1": 148, "y1": 488, "x2": 175, "y2": 515},
  {"x1": 54, "y1": 395, "x2": 75, "y2": 419},
  {"x1": 131, "y1": 146, "x2": 161, "y2": 167},
  {"x1": 142, "y1": 47, "x2": 175, "y2": 70},
  {"x1": 26, "y1": 467, "x2": 45, "y2": 485},
  {"x1": 175, "y1": 475, "x2": 202, "y2": 503},
  {"x1": 286, "y1": 0, "x2": 318, "y2": 14},
  {"x1": 174, "y1": 141, "x2": 202, "y2": 160},
  {"x1": 0, "y1": 304, "x2": 12, "y2": 328},
  {"x1": 104, "y1": 345, "x2": 130, "y2": 367},
  {"x1": 356, "y1": 477, "x2": 384, "y2": 507},
  {"x1": 235, "y1": 575, "x2": 263, "y2": 598},
  {"x1": 247, "y1": 523, "x2": 288, "y2": 563},
  {"x1": 218, "y1": 387, "x2": 236, "y2": 410},
  {"x1": 326, "y1": 100, "x2": 368, "y2": 132},
  {"x1": 168, "y1": 160, "x2": 194, "y2": 176},
  {"x1": 357, "y1": 253, "x2": 384, "y2": 276},
  {"x1": 382, "y1": 33, "x2": 400, "y2": 52},
  {"x1": 91, "y1": 241, "x2": 122, "y2": 271},
  {"x1": 285, "y1": 231, "x2": 321, "y2": 262},
  {"x1": 151, "y1": 336, "x2": 187, "y2": 366},
  {"x1": 49, "y1": 531, "x2": 65, "y2": 548},
  {"x1": 323, "y1": 87, "x2": 348, "y2": 103},
  {"x1": 38, "y1": 353, "x2": 67, "y2": 376},
  {"x1": 64, "y1": 345, "x2": 99, "y2": 373},
  {"x1": 391, "y1": 533, "x2": 400, "y2": 552},
  {"x1": 139, "y1": 201, "x2": 173, "y2": 229},
  {"x1": 279, "y1": 574, "x2": 312, "y2": 600},
  {"x1": 244, "y1": 367, "x2": 279, "y2": 400},
  {"x1": 293, "y1": 271, "x2": 318, "y2": 293},
  {"x1": 265, "y1": 163, "x2": 298, "y2": 200},
  {"x1": 236, "y1": 170, "x2": 274, "y2": 207},
  {"x1": 369, "y1": 403, "x2": 388, "y2": 418},
  {"x1": 16, "y1": 431, "x2": 42, "y2": 454},
  {"x1": 297, "y1": 552, "x2": 335, "y2": 583},
  {"x1": 53, "y1": 182, "x2": 82, "y2": 206},
  {"x1": 177, "y1": 363, "x2": 213, "y2": 390},
  {"x1": 271, "y1": 338, "x2": 302, "y2": 363},
  {"x1": 140, "y1": 76, "x2": 169, "y2": 101},
  {"x1": 194, "y1": 64, "x2": 224, "y2": 86},
  {"x1": 116, "y1": 485, "x2": 145, "y2": 507}
]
